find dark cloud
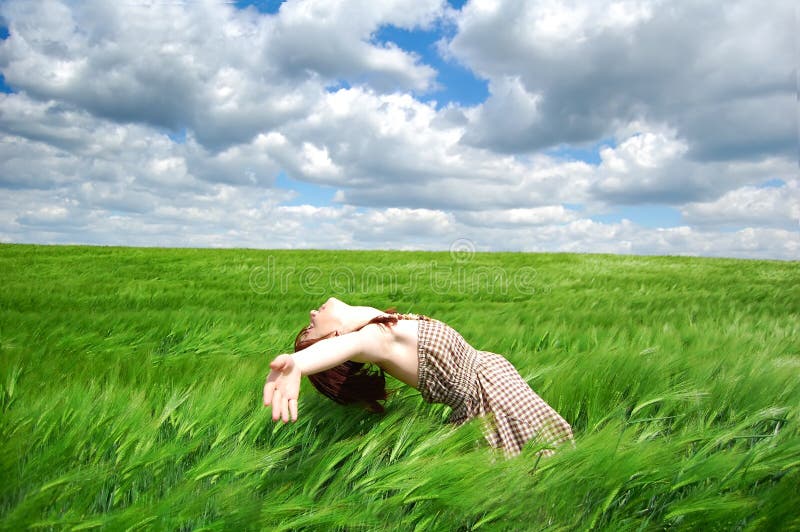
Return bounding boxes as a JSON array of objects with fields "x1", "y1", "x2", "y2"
[
  {"x1": 448, "y1": 0, "x2": 795, "y2": 162},
  {"x1": 678, "y1": 93, "x2": 796, "y2": 162}
]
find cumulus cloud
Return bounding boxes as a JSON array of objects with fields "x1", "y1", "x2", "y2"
[
  {"x1": 0, "y1": 0, "x2": 797, "y2": 260},
  {"x1": 0, "y1": 92, "x2": 282, "y2": 191},
  {"x1": 680, "y1": 180, "x2": 800, "y2": 230},
  {"x1": 260, "y1": 86, "x2": 597, "y2": 209},
  {"x1": 448, "y1": 0, "x2": 795, "y2": 161},
  {"x1": 264, "y1": 0, "x2": 443, "y2": 92},
  {"x1": 456, "y1": 206, "x2": 578, "y2": 227},
  {"x1": 0, "y1": 0, "x2": 444, "y2": 150},
  {"x1": 566, "y1": 121, "x2": 797, "y2": 206},
  {"x1": 4, "y1": 182, "x2": 797, "y2": 260}
]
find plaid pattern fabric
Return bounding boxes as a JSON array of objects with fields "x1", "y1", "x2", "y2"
[{"x1": 404, "y1": 314, "x2": 573, "y2": 457}]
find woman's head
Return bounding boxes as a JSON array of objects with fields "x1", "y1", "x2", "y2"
[
  {"x1": 294, "y1": 300, "x2": 398, "y2": 413},
  {"x1": 304, "y1": 296, "x2": 348, "y2": 342}
]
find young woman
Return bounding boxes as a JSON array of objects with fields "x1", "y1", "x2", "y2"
[{"x1": 262, "y1": 297, "x2": 573, "y2": 457}]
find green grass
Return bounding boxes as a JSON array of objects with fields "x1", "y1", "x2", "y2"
[{"x1": 1, "y1": 243, "x2": 798, "y2": 530}]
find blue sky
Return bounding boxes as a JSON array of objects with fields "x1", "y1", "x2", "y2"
[
  {"x1": 0, "y1": 0, "x2": 796, "y2": 258},
  {"x1": 371, "y1": 24, "x2": 489, "y2": 108},
  {"x1": 275, "y1": 172, "x2": 336, "y2": 206}
]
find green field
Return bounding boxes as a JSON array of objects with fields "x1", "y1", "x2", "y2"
[{"x1": 1, "y1": 244, "x2": 798, "y2": 530}]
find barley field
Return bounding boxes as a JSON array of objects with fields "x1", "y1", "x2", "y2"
[{"x1": 0, "y1": 244, "x2": 798, "y2": 530}]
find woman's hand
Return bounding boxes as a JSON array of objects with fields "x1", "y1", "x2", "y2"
[{"x1": 263, "y1": 354, "x2": 301, "y2": 422}]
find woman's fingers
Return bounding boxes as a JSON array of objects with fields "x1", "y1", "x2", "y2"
[
  {"x1": 270, "y1": 354, "x2": 290, "y2": 371},
  {"x1": 263, "y1": 355, "x2": 299, "y2": 423},
  {"x1": 269, "y1": 355, "x2": 283, "y2": 371},
  {"x1": 263, "y1": 380, "x2": 275, "y2": 406},
  {"x1": 281, "y1": 395, "x2": 290, "y2": 423},
  {"x1": 271, "y1": 389, "x2": 282, "y2": 421}
]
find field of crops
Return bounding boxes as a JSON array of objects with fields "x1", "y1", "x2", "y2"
[{"x1": 1, "y1": 243, "x2": 798, "y2": 530}]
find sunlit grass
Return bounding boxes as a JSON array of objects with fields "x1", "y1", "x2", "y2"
[{"x1": 1, "y1": 244, "x2": 798, "y2": 530}]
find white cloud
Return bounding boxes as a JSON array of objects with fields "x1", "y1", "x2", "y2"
[
  {"x1": 468, "y1": 219, "x2": 799, "y2": 259},
  {"x1": 355, "y1": 207, "x2": 455, "y2": 241},
  {"x1": 4, "y1": 182, "x2": 797, "y2": 259},
  {"x1": 0, "y1": 0, "x2": 797, "y2": 260},
  {"x1": 0, "y1": 0, "x2": 444, "y2": 150},
  {"x1": 605, "y1": 125, "x2": 688, "y2": 169},
  {"x1": 0, "y1": 92, "x2": 283, "y2": 191},
  {"x1": 586, "y1": 122, "x2": 797, "y2": 206},
  {"x1": 16, "y1": 204, "x2": 77, "y2": 227},
  {"x1": 299, "y1": 142, "x2": 342, "y2": 179},
  {"x1": 680, "y1": 180, "x2": 800, "y2": 230},
  {"x1": 271, "y1": 86, "x2": 595, "y2": 207},
  {"x1": 457, "y1": 206, "x2": 578, "y2": 228}
]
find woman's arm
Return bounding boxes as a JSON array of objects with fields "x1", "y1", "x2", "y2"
[
  {"x1": 263, "y1": 325, "x2": 387, "y2": 422},
  {"x1": 292, "y1": 325, "x2": 386, "y2": 375}
]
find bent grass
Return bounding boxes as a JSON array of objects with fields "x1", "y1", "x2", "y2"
[{"x1": 0, "y1": 244, "x2": 798, "y2": 530}]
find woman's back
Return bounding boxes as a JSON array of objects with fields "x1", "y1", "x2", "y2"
[{"x1": 385, "y1": 313, "x2": 574, "y2": 456}]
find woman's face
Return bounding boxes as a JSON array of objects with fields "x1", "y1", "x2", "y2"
[{"x1": 307, "y1": 296, "x2": 346, "y2": 339}]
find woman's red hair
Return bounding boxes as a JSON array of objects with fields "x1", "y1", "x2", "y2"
[{"x1": 293, "y1": 307, "x2": 400, "y2": 413}]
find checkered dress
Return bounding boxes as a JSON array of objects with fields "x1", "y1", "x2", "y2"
[{"x1": 394, "y1": 313, "x2": 573, "y2": 457}]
